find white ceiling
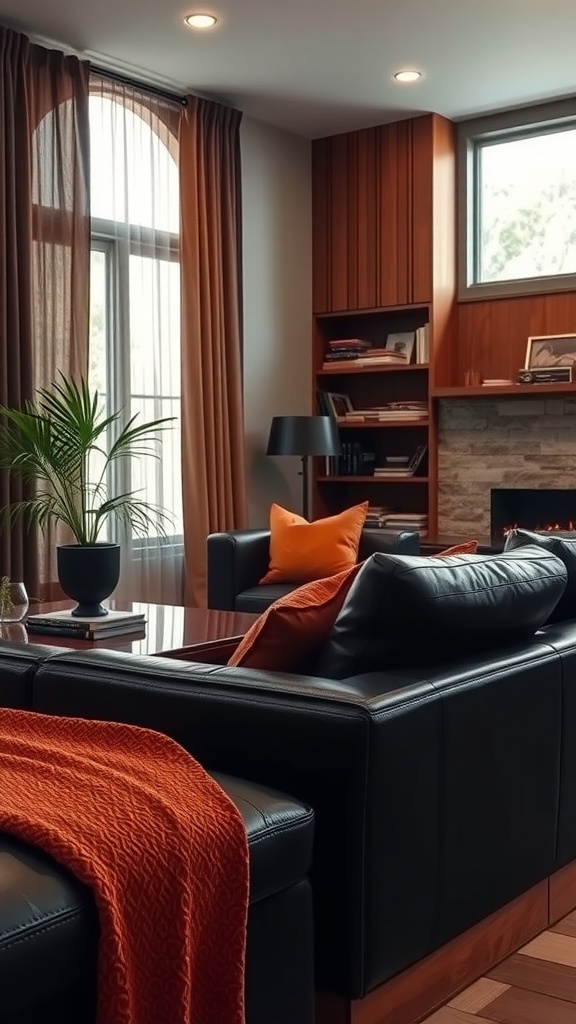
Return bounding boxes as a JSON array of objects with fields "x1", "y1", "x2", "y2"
[{"x1": 1, "y1": 0, "x2": 576, "y2": 137}]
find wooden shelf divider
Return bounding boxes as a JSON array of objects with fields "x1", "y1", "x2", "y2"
[{"x1": 318, "y1": 476, "x2": 429, "y2": 484}]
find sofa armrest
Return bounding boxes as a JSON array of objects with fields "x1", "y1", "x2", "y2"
[
  {"x1": 207, "y1": 530, "x2": 271, "y2": 610},
  {"x1": 358, "y1": 528, "x2": 420, "y2": 559},
  {"x1": 32, "y1": 649, "x2": 442, "y2": 999}
]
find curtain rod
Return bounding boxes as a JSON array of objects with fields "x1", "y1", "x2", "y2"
[{"x1": 91, "y1": 64, "x2": 187, "y2": 107}]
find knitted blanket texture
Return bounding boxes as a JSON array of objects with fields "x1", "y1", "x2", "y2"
[{"x1": 0, "y1": 707, "x2": 249, "y2": 1024}]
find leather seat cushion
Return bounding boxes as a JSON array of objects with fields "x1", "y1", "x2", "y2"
[{"x1": 236, "y1": 584, "x2": 297, "y2": 613}]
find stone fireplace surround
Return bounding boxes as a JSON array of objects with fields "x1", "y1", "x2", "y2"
[{"x1": 438, "y1": 396, "x2": 576, "y2": 540}]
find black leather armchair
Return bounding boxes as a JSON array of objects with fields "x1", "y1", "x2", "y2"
[{"x1": 206, "y1": 527, "x2": 421, "y2": 612}]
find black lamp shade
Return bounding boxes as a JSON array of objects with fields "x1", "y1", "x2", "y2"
[{"x1": 266, "y1": 416, "x2": 341, "y2": 457}]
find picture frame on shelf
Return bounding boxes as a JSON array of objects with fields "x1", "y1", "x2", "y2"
[
  {"x1": 325, "y1": 392, "x2": 353, "y2": 419},
  {"x1": 525, "y1": 333, "x2": 576, "y2": 369},
  {"x1": 385, "y1": 331, "x2": 415, "y2": 363}
]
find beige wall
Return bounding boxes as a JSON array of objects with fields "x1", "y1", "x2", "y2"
[{"x1": 240, "y1": 116, "x2": 312, "y2": 528}]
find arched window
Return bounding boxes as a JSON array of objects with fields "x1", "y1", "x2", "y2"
[{"x1": 88, "y1": 84, "x2": 183, "y2": 601}]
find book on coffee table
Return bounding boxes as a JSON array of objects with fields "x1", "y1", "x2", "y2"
[{"x1": 26, "y1": 608, "x2": 146, "y2": 641}]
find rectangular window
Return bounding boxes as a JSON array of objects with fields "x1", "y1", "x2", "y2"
[
  {"x1": 89, "y1": 230, "x2": 182, "y2": 548},
  {"x1": 458, "y1": 99, "x2": 576, "y2": 301}
]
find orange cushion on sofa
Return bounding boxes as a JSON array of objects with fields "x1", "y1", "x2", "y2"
[
  {"x1": 229, "y1": 562, "x2": 363, "y2": 672},
  {"x1": 436, "y1": 540, "x2": 478, "y2": 556},
  {"x1": 260, "y1": 501, "x2": 369, "y2": 585}
]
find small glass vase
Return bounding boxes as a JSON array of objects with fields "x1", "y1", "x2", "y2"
[
  {"x1": 0, "y1": 621, "x2": 28, "y2": 642},
  {"x1": 0, "y1": 582, "x2": 29, "y2": 623}
]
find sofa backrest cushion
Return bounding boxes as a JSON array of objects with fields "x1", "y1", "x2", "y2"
[
  {"x1": 504, "y1": 529, "x2": 576, "y2": 622},
  {"x1": 315, "y1": 545, "x2": 567, "y2": 678}
]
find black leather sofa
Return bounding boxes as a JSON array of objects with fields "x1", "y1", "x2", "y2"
[
  {"x1": 206, "y1": 526, "x2": 420, "y2": 611},
  {"x1": 2, "y1": 538, "x2": 576, "y2": 1016},
  {"x1": 0, "y1": 647, "x2": 315, "y2": 1024}
]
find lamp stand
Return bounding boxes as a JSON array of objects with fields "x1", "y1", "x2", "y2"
[{"x1": 300, "y1": 455, "x2": 310, "y2": 519}]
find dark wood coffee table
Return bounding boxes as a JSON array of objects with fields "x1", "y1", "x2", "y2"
[{"x1": 18, "y1": 601, "x2": 259, "y2": 664}]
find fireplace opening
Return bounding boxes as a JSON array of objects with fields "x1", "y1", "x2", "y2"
[{"x1": 491, "y1": 488, "x2": 576, "y2": 541}]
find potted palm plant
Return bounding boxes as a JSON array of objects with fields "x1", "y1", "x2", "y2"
[{"x1": 0, "y1": 374, "x2": 174, "y2": 617}]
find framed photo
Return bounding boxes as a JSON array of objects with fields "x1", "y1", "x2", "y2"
[
  {"x1": 525, "y1": 334, "x2": 576, "y2": 369},
  {"x1": 325, "y1": 392, "x2": 353, "y2": 419},
  {"x1": 385, "y1": 331, "x2": 415, "y2": 362}
]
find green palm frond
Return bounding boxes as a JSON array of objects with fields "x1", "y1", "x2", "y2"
[
  {"x1": 0, "y1": 576, "x2": 12, "y2": 617},
  {"x1": 0, "y1": 373, "x2": 175, "y2": 546}
]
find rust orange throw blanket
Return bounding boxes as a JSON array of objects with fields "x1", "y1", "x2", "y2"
[{"x1": 0, "y1": 707, "x2": 249, "y2": 1024}]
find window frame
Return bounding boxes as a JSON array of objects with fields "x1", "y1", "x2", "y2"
[
  {"x1": 457, "y1": 97, "x2": 576, "y2": 302},
  {"x1": 90, "y1": 222, "x2": 183, "y2": 553}
]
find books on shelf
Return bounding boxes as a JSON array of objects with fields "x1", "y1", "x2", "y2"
[
  {"x1": 365, "y1": 505, "x2": 393, "y2": 528},
  {"x1": 415, "y1": 324, "x2": 430, "y2": 364},
  {"x1": 321, "y1": 324, "x2": 429, "y2": 370},
  {"x1": 27, "y1": 623, "x2": 147, "y2": 641},
  {"x1": 337, "y1": 401, "x2": 428, "y2": 423},
  {"x1": 26, "y1": 608, "x2": 147, "y2": 641},
  {"x1": 363, "y1": 505, "x2": 428, "y2": 535},
  {"x1": 328, "y1": 338, "x2": 371, "y2": 351},
  {"x1": 323, "y1": 351, "x2": 364, "y2": 362},
  {"x1": 322, "y1": 350, "x2": 409, "y2": 370},
  {"x1": 325, "y1": 442, "x2": 376, "y2": 476},
  {"x1": 383, "y1": 512, "x2": 428, "y2": 538}
]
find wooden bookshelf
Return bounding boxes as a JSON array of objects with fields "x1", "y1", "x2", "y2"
[
  {"x1": 318, "y1": 476, "x2": 429, "y2": 484},
  {"x1": 432, "y1": 383, "x2": 576, "y2": 398},
  {"x1": 318, "y1": 364, "x2": 429, "y2": 378},
  {"x1": 311, "y1": 113, "x2": 459, "y2": 535}
]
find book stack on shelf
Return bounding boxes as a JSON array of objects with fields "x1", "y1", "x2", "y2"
[
  {"x1": 370, "y1": 401, "x2": 428, "y2": 422},
  {"x1": 323, "y1": 338, "x2": 410, "y2": 370},
  {"x1": 365, "y1": 505, "x2": 392, "y2": 528},
  {"x1": 383, "y1": 512, "x2": 428, "y2": 538},
  {"x1": 322, "y1": 338, "x2": 372, "y2": 368},
  {"x1": 338, "y1": 402, "x2": 427, "y2": 424},
  {"x1": 374, "y1": 444, "x2": 428, "y2": 478},
  {"x1": 26, "y1": 608, "x2": 147, "y2": 641},
  {"x1": 321, "y1": 328, "x2": 429, "y2": 370},
  {"x1": 317, "y1": 391, "x2": 428, "y2": 424},
  {"x1": 363, "y1": 506, "x2": 428, "y2": 537}
]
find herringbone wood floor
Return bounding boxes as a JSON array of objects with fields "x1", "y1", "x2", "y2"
[{"x1": 421, "y1": 909, "x2": 576, "y2": 1023}]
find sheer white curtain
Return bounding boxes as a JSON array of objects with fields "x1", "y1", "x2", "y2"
[{"x1": 88, "y1": 77, "x2": 183, "y2": 605}]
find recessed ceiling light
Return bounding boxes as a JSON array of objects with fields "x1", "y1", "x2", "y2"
[
  {"x1": 393, "y1": 70, "x2": 422, "y2": 83},
  {"x1": 184, "y1": 13, "x2": 218, "y2": 29}
]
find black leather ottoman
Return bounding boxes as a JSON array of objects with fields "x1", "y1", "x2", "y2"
[{"x1": 0, "y1": 773, "x2": 315, "y2": 1024}]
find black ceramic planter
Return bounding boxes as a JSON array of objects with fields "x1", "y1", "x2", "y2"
[{"x1": 57, "y1": 543, "x2": 121, "y2": 617}]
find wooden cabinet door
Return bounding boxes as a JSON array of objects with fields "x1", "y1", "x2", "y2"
[{"x1": 312, "y1": 116, "x2": 435, "y2": 313}]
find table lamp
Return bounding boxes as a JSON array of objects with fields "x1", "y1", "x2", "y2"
[{"x1": 266, "y1": 415, "x2": 341, "y2": 518}]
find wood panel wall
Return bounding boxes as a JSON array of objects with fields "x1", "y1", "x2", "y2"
[
  {"x1": 312, "y1": 112, "x2": 576, "y2": 390},
  {"x1": 312, "y1": 116, "x2": 435, "y2": 313},
  {"x1": 454, "y1": 293, "x2": 576, "y2": 387}
]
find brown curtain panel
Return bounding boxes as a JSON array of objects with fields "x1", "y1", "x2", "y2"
[
  {"x1": 0, "y1": 28, "x2": 89, "y2": 596},
  {"x1": 179, "y1": 96, "x2": 247, "y2": 606}
]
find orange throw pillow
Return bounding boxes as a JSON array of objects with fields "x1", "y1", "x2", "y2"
[
  {"x1": 260, "y1": 501, "x2": 368, "y2": 584},
  {"x1": 436, "y1": 540, "x2": 478, "y2": 556},
  {"x1": 229, "y1": 562, "x2": 363, "y2": 672}
]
